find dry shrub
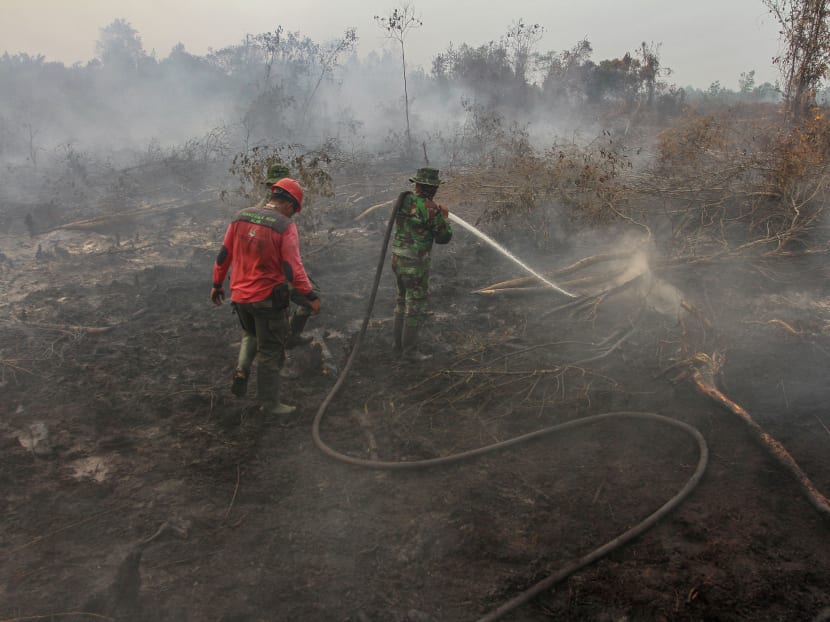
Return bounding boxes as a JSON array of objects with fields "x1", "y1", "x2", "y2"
[
  {"x1": 227, "y1": 144, "x2": 334, "y2": 203},
  {"x1": 542, "y1": 135, "x2": 632, "y2": 225},
  {"x1": 444, "y1": 103, "x2": 830, "y2": 259},
  {"x1": 768, "y1": 107, "x2": 830, "y2": 198},
  {"x1": 438, "y1": 132, "x2": 634, "y2": 252},
  {"x1": 640, "y1": 103, "x2": 830, "y2": 257},
  {"x1": 655, "y1": 113, "x2": 728, "y2": 171},
  {"x1": 431, "y1": 102, "x2": 637, "y2": 248},
  {"x1": 226, "y1": 143, "x2": 336, "y2": 234}
]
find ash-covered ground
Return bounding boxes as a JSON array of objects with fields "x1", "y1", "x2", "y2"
[{"x1": 1, "y1": 170, "x2": 830, "y2": 622}]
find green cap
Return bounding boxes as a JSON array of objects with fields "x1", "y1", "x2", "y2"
[
  {"x1": 263, "y1": 163, "x2": 290, "y2": 185},
  {"x1": 409, "y1": 167, "x2": 442, "y2": 187}
]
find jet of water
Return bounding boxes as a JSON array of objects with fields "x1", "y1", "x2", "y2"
[{"x1": 449, "y1": 213, "x2": 577, "y2": 298}]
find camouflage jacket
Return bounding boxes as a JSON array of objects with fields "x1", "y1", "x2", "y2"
[{"x1": 390, "y1": 191, "x2": 452, "y2": 259}]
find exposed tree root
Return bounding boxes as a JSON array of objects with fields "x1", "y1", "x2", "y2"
[
  {"x1": 685, "y1": 352, "x2": 830, "y2": 519},
  {"x1": 541, "y1": 274, "x2": 645, "y2": 320},
  {"x1": 744, "y1": 318, "x2": 803, "y2": 335}
]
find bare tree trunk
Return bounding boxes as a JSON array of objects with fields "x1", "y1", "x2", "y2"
[
  {"x1": 764, "y1": 0, "x2": 830, "y2": 120},
  {"x1": 401, "y1": 41, "x2": 412, "y2": 154}
]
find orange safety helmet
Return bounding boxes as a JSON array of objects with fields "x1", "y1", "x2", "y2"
[{"x1": 271, "y1": 178, "x2": 304, "y2": 212}]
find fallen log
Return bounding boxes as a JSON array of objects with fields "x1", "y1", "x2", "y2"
[
  {"x1": 353, "y1": 199, "x2": 394, "y2": 221},
  {"x1": 45, "y1": 191, "x2": 218, "y2": 233},
  {"x1": 476, "y1": 252, "x2": 631, "y2": 291},
  {"x1": 10, "y1": 321, "x2": 115, "y2": 334},
  {"x1": 474, "y1": 271, "x2": 626, "y2": 296},
  {"x1": 5, "y1": 308, "x2": 147, "y2": 335}
]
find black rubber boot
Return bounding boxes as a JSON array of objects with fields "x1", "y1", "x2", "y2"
[
  {"x1": 285, "y1": 311, "x2": 312, "y2": 349},
  {"x1": 231, "y1": 369, "x2": 249, "y2": 397},
  {"x1": 401, "y1": 322, "x2": 432, "y2": 362},
  {"x1": 392, "y1": 313, "x2": 405, "y2": 356}
]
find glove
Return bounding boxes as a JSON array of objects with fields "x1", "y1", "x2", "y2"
[
  {"x1": 308, "y1": 298, "x2": 321, "y2": 315},
  {"x1": 210, "y1": 287, "x2": 225, "y2": 306}
]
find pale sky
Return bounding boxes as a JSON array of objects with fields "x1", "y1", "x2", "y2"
[{"x1": 2, "y1": 0, "x2": 783, "y2": 89}]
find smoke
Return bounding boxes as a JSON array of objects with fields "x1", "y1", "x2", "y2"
[
  {"x1": 620, "y1": 249, "x2": 683, "y2": 318},
  {"x1": 641, "y1": 270, "x2": 684, "y2": 318},
  {"x1": 0, "y1": 17, "x2": 676, "y2": 188},
  {"x1": 3, "y1": 17, "x2": 817, "y2": 301}
]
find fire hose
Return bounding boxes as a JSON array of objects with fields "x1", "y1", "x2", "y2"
[{"x1": 311, "y1": 203, "x2": 709, "y2": 621}]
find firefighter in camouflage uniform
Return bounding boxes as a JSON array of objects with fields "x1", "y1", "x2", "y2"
[{"x1": 391, "y1": 167, "x2": 452, "y2": 361}]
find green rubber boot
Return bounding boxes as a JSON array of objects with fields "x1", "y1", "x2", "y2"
[
  {"x1": 231, "y1": 333, "x2": 257, "y2": 397},
  {"x1": 258, "y1": 373, "x2": 296, "y2": 415},
  {"x1": 261, "y1": 401, "x2": 297, "y2": 415},
  {"x1": 392, "y1": 313, "x2": 405, "y2": 356}
]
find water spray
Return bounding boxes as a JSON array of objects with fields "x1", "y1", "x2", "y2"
[{"x1": 448, "y1": 213, "x2": 577, "y2": 298}]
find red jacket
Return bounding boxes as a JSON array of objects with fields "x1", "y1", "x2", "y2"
[{"x1": 212, "y1": 206, "x2": 314, "y2": 304}]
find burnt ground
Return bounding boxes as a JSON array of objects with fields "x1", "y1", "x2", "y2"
[{"x1": 1, "y1": 179, "x2": 830, "y2": 622}]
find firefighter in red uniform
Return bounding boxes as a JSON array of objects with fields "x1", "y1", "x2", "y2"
[{"x1": 210, "y1": 179, "x2": 320, "y2": 415}]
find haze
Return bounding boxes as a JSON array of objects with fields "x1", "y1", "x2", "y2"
[{"x1": 3, "y1": 0, "x2": 781, "y2": 89}]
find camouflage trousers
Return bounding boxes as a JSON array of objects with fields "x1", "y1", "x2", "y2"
[{"x1": 392, "y1": 253, "x2": 430, "y2": 326}]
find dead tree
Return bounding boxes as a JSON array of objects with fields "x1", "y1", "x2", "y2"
[
  {"x1": 374, "y1": 3, "x2": 422, "y2": 155},
  {"x1": 763, "y1": 0, "x2": 830, "y2": 120}
]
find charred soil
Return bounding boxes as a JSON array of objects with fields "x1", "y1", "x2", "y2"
[{"x1": 1, "y1": 182, "x2": 830, "y2": 622}]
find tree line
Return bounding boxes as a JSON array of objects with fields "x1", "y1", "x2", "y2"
[{"x1": 0, "y1": 11, "x2": 788, "y2": 168}]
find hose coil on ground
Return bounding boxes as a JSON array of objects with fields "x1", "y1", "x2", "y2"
[{"x1": 311, "y1": 202, "x2": 709, "y2": 621}]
